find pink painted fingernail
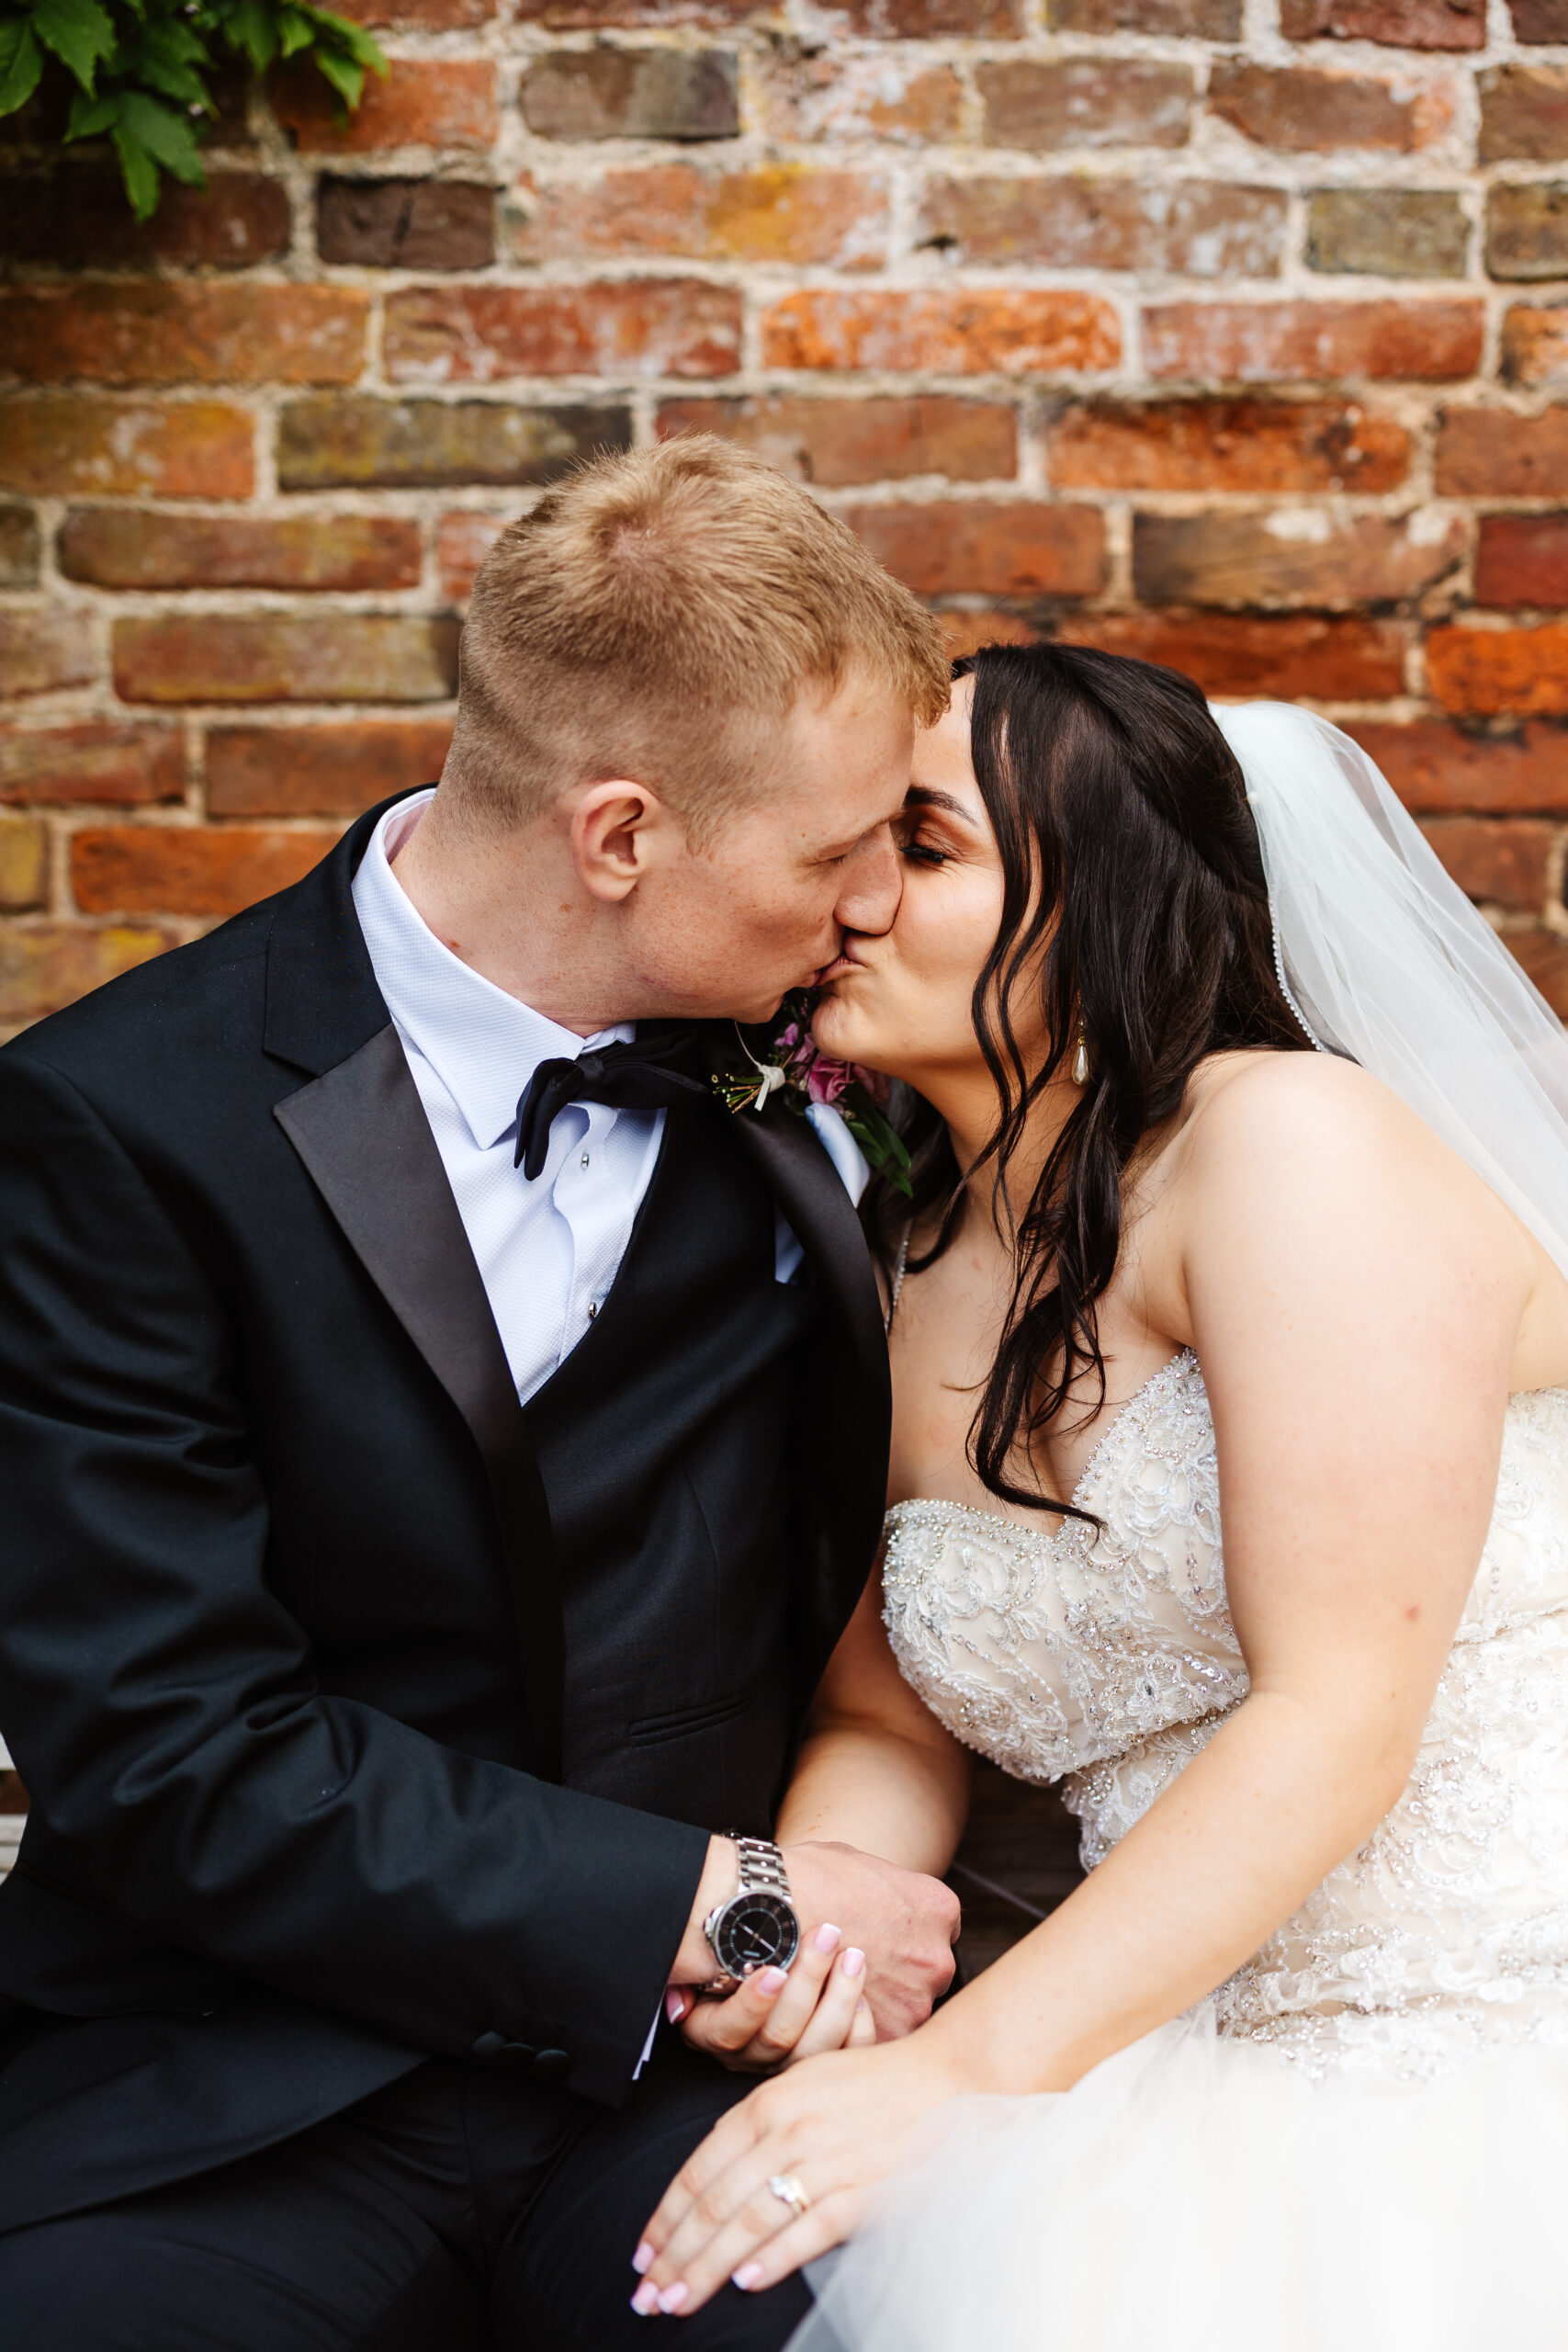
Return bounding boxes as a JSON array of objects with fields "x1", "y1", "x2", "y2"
[
  {"x1": 659, "y1": 2283, "x2": 689, "y2": 2314},
  {"x1": 733, "y1": 2264, "x2": 764, "y2": 2292},
  {"x1": 631, "y1": 2282, "x2": 660, "y2": 2316},
  {"x1": 666, "y1": 1990, "x2": 686, "y2": 2025},
  {"x1": 758, "y1": 1966, "x2": 789, "y2": 1996},
  {"x1": 842, "y1": 1947, "x2": 865, "y2": 1979},
  {"x1": 632, "y1": 2244, "x2": 656, "y2": 2276},
  {"x1": 813, "y1": 1922, "x2": 840, "y2": 1957}
]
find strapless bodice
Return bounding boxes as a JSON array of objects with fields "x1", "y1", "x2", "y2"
[{"x1": 885, "y1": 1352, "x2": 1568, "y2": 2078}]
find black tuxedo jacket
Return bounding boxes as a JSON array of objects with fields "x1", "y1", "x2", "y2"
[{"x1": 0, "y1": 795, "x2": 889, "y2": 2233}]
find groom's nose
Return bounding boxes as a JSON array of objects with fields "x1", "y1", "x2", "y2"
[{"x1": 832, "y1": 821, "x2": 901, "y2": 939}]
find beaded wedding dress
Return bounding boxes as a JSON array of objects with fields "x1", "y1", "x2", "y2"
[{"x1": 793, "y1": 1349, "x2": 1568, "y2": 2352}]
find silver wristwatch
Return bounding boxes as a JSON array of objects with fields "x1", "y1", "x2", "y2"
[{"x1": 702, "y1": 1836, "x2": 801, "y2": 1994}]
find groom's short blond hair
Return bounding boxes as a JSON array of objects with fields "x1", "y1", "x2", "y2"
[{"x1": 443, "y1": 435, "x2": 950, "y2": 839}]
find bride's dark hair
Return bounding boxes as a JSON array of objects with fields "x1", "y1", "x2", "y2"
[{"x1": 863, "y1": 639, "x2": 1312, "y2": 1521}]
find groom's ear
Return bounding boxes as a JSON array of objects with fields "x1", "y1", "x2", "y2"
[{"x1": 568, "y1": 779, "x2": 669, "y2": 903}]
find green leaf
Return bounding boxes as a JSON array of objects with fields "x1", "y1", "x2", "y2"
[
  {"x1": 310, "y1": 40, "x2": 361, "y2": 108},
  {"x1": 118, "y1": 83, "x2": 207, "y2": 176},
  {"x1": 0, "y1": 17, "x2": 45, "y2": 112},
  {"x1": 110, "y1": 119, "x2": 160, "y2": 216},
  {"x1": 308, "y1": 5, "x2": 386, "y2": 74},
  {"x1": 31, "y1": 0, "x2": 118, "y2": 92},
  {"x1": 217, "y1": 0, "x2": 276, "y2": 73},
  {"x1": 64, "y1": 83, "x2": 119, "y2": 134},
  {"x1": 276, "y1": 6, "x2": 312, "y2": 52}
]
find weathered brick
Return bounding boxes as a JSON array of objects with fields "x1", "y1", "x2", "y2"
[
  {"x1": 939, "y1": 613, "x2": 1042, "y2": 658},
  {"x1": 385, "y1": 282, "x2": 741, "y2": 383},
  {"x1": 812, "y1": 0, "x2": 1020, "y2": 27},
  {"x1": 0, "y1": 922, "x2": 177, "y2": 1027},
  {"x1": 512, "y1": 0, "x2": 763, "y2": 17},
  {"x1": 0, "y1": 397, "x2": 254, "y2": 499},
  {"x1": 1427, "y1": 623, "x2": 1568, "y2": 715},
  {"x1": 1068, "y1": 612, "x2": 1407, "y2": 697},
  {"x1": 317, "y1": 178, "x2": 494, "y2": 270},
  {"x1": 520, "y1": 50, "x2": 738, "y2": 141},
  {"x1": 1503, "y1": 306, "x2": 1568, "y2": 387},
  {"x1": 272, "y1": 60, "x2": 497, "y2": 154},
  {"x1": 1049, "y1": 398, "x2": 1410, "y2": 492},
  {"x1": 0, "y1": 721, "x2": 184, "y2": 805},
  {"x1": 1420, "y1": 814, "x2": 1553, "y2": 908},
  {"x1": 1436, "y1": 406, "x2": 1568, "y2": 496},
  {"x1": 0, "y1": 815, "x2": 47, "y2": 910},
  {"x1": 113, "y1": 616, "x2": 458, "y2": 705},
  {"x1": 1144, "y1": 300, "x2": 1483, "y2": 381},
  {"x1": 977, "y1": 60, "x2": 1194, "y2": 152},
  {"x1": 1475, "y1": 515, "x2": 1568, "y2": 608},
  {"x1": 206, "y1": 718, "x2": 454, "y2": 815},
  {"x1": 1280, "y1": 0, "x2": 1483, "y2": 44},
  {"x1": 1479, "y1": 65, "x2": 1568, "y2": 164},
  {"x1": 1506, "y1": 930, "x2": 1568, "y2": 1017},
  {"x1": 0, "y1": 285, "x2": 367, "y2": 388},
  {"x1": 0, "y1": 506, "x2": 39, "y2": 588},
  {"x1": 1348, "y1": 719, "x2": 1568, "y2": 810},
  {"x1": 72, "y1": 824, "x2": 339, "y2": 916},
  {"x1": 0, "y1": 613, "x2": 95, "y2": 699},
  {"x1": 2, "y1": 170, "x2": 290, "y2": 269},
  {"x1": 1134, "y1": 508, "x2": 1464, "y2": 607},
  {"x1": 1510, "y1": 0, "x2": 1568, "y2": 37},
  {"x1": 656, "y1": 396, "x2": 1018, "y2": 485},
  {"x1": 761, "y1": 51, "x2": 962, "y2": 146},
  {"x1": 277, "y1": 397, "x2": 630, "y2": 489},
  {"x1": 1208, "y1": 63, "x2": 1444, "y2": 153},
  {"x1": 1050, "y1": 0, "x2": 1239, "y2": 32},
  {"x1": 920, "y1": 178, "x2": 1286, "y2": 277},
  {"x1": 841, "y1": 503, "x2": 1105, "y2": 599},
  {"x1": 1306, "y1": 190, "x2": 1469, "y2": 278},
  {"x1": 58, "y1": 511, "x2": 423, "y2": 593},
  {"x1": 513, "y1": 166, "x2": 888, "y2": 270},
  {"x1": 762, "y1": 289, "x2": 1120, "y2": 376},
  {"x1": 333, "y1": 0, "x2": 493, "y2": 24},
  {"x1": 437, "y1": 512, "x2": 505, "y2": 602},
  {"x1": 1487, "y1": 185, "x2": 1568, "y2": 285}
]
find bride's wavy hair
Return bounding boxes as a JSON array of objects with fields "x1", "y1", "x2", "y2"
[{"x1": 863, "y1": 640, "x2": 1312, "y2": 1519}]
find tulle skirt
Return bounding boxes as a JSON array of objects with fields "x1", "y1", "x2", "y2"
[{"x1": 789, "y1": 2007, "x2": 1568, "y2": 2352}]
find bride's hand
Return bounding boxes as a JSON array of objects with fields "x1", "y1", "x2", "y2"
[
  {"x1": 671, "y1": 1923, "x2": 878, "y2": 2074},
  {"x1": 630, "y1": 2038, "x2": 965, "y2": 2317}
]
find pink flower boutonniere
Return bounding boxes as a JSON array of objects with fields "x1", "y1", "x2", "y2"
[{"x1": 714, "y1": 992, "x2": 912, "y2": 1198}]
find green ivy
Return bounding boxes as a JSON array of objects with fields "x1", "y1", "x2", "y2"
[{"x1": 0, "y1": 0, "x2": 386, "y2": 219}]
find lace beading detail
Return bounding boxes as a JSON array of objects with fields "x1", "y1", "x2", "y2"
[{"x1": 885, "y1": 1363, "x2": 1568, "y2": 2082}]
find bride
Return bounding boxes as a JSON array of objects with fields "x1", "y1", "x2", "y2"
[{"x1": 629, "y1": 642, "x2": 1568, "y2": 2348}]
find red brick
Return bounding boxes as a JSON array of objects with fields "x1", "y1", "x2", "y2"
[
  {"x1": 0, "y1": 921, "x2": 177, "y2": 1027},
  {"x1": 1280, "y1": 0, "x2": 1483, "y2": 43},
  {"x1": 939, "y1": 612, "x2": 1043, "y2": 658},
  {"x1": 0, "y1": 285, "x2": 367, "y2": 388},
  {"x1": 1506, "y1": 930, "x2": 1568, "y2": 1016},
  {"x1": 317, "y1": 178, "x2": 493, "y2": 270},
  {"x1": 1348, "y1": 719, "x2": 1568, "y2": 811},
  {"x1": 512, "y1": 0, "x2": 764, "y2": 17},
  {"x1": 813, "y1": 0, "x2": 1019, "y2": 26},
  {"x1": 0, "y1": 397, "x2": 254, "y2": 499},
  {"x1": 113, "y1": 616, "x2": 458, "y2": 706},
  {"x1": 333, "y1": 0, "x2": 493, "y2": 24},
  {"x1": 385, "y1": 282, "x2": 742, "y2": 384},
  {"x1": 840, "y1": 502, "x2": 1105, "y2": 599},
  {"x1": 1143, "y1": 300, "x2": 1483, "y2": 382},
  {"x1": 762, "y1": 289, "x2": 1120, "y2": 377},
  {"x1": 1418, "y1": 814, "x2": 1554, "y2": 908},
  {"x1": 1207, "y1": 62, "x2": 1448, "y2": 153},
  {"x1": 977, "y1": 59, "x2": 1194, "y2": 151},
  {"x1": 1427, "y1": 623, "x2": 1568, "y2": 715},
  {"x1": 1475, "y1": 515, "x2": 1568, "y2": 608},
  {"x1": 1048, "y1": 398, "x2": 1409, "y2": 492},
  {"x1": 72, "y1": 825, "x2": 340, "y2": 917},
  {"x1": 1134, "y1": 509, "x2": 1464, "y2": 607},
  {"x1": 1067, "y1": 612, "x2": 1407, "y2": 697},
  {"x1": 1051, "y1": 0, "x2": 1239, "y2": 29},
  {"x1": 1503, "y1": 306, "x2": 1568, "y2": 388},
  {"x1": 919, "y1": 178, "x2": 1286, "y2": 277},
  {"x1": 520, "y1": 49, "x2": 738, "y2": 140},
  {"x1": 437, "y1": 511, "x2": 504, "y2": 602},
  {"x1": 58, "y1": 511, "x2": 423, "y2": 593},
  {"x1": 1478, "y1": 64, "x2": 1568, "y2": 164},
  {"x1": 1510, "y1": 0, "x2": 1568, "y2": 36},
  {"x1": 1436, "y1": 408, "x2": 1568, "y2": 496},
  {"x1": 276, "y1": 398, "x2": 629, "y2": 490},
  {"x1": 1, "y1": 613, "x2": 96, "y2": 698},
  {"x1": 0, "y1": 815, "x2": 48, "y2": 910},
  {"x1": 0, "y1": 507, "x2": 38, "y2": 588},
  {"x1": 0, "y1": 721, "x2": 184, "y2": 805},
  {"x1": 206, "y1": 718, "x2": 454, "y2": 816},
  {"x1": 761, "y1": 52, "x2": 962, "y2": 146},
  {"x1": 272, "y1": 60, "x2": 497, "y2": 154},
  {"x1": 657, "y1": 395, "x2": 1018, "y2": 485},
  {"x1": 2, "y1": 170, "x2": 290, "y2": 269},
  {"x1": 517, "y1": 165, "x2": 887, "y2": 269},
  {"x1": 1485, "y1": 183, "x2": 1568, "y2": 284}
]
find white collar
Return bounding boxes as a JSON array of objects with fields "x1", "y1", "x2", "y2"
[{"x1": 352, "y1": 790, "x2": 633, "y2": 1152}]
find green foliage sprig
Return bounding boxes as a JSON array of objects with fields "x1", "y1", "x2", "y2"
[{"x1": 0, "y1": 0, "x2": 386, "y2": 219}]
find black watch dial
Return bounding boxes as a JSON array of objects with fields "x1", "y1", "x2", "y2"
[{"x1": 713, "y1": 1890, "x2": 800, "y2": 1980}]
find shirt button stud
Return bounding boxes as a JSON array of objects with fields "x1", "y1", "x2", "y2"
[
  {"x1": 580, "y1": 1152, "x2": 591, "y2": 1168},
  {"x1": 586, "y1": 1302, "x2": 598, "y2": 1320}
]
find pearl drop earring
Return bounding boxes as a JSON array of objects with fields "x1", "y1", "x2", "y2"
[{"x1": 1072, "y1": 1025, "x2": 1089, "y2": 1087}]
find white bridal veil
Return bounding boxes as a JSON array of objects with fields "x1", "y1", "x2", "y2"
[{"x1": 1212, "y1": 703, "x2": 1568, "y2": 1286}]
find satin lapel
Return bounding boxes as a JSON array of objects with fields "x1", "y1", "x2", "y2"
[{"x1": 274, "y1": 1023, "x2": 564, "y2": 1781}]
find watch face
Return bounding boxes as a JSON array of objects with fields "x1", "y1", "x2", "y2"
[{"x1": 714, "y1": 1891, "x2": 800, "y2": 1980}]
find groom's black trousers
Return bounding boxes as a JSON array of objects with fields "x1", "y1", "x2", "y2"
[{"x1": 0, "y1": 2034, "x2": 811, "y2": 2352}]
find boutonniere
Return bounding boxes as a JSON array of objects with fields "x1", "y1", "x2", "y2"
[{"x1": 714, "y1": 990, "x2": 913, "y2": 1199}]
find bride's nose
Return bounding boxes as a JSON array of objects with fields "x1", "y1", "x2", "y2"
[{"x1": 833, "y1": 824, "x2": 901, "y2": 940}]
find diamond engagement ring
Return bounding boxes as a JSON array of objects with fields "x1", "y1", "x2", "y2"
[{"x1": 767, "y1": 2174, "x2": 810, "y2": 2222}]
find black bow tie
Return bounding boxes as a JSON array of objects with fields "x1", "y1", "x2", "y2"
[{"x1": 513, "y1": 1025, "x2": 707, "y2": 1182}]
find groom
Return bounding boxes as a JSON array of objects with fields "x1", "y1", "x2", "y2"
[{"x1": 0, "y1": 438, "x2": 958, "y2": 2346}]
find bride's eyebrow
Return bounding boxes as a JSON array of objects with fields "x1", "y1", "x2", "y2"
[{"x1": 904, "y1": 786, "x2": 978, "y2": 827}]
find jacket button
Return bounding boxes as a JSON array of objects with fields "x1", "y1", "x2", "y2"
[
  {"x1": 471, "y1": 2031, "x2": 508, "y2": 2062},
  {"x1": 534, "y1": 2047, "x2": 570, "y2": 2083},
  {"x1": 498, "y1": 2041, "x2": 537, "y2": 2071}
]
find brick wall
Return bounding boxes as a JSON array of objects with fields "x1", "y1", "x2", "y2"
[{"x1": 3, "y1": 0, "x2": 1568, "y2": 1040}]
